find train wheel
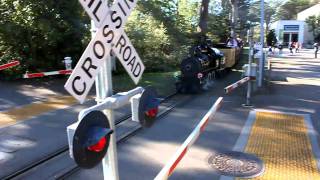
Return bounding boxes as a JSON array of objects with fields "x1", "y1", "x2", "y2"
[
  {"x1": 175, "y1": 82, "x2": 183, "y2": 93},
  {"x1": 216, "y1": 69, "x2": 226, "y2": 78}
]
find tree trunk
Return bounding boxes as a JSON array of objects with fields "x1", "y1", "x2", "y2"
[
  {"x1": 265, "y1": 23, "x2": 270, "y2": 37},
  {"x1": 229, "y1": 0, "x2": 239, "y2": 38},
  {"x1": 198, "y1": 0, "x2": 210, "y2": 35}
]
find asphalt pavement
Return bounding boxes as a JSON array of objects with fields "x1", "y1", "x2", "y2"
[
  {"x1": 0, "y1": 48, "x2": 319, "y2": 179},
  {"x1": 68, "y1": 49, "x2": 320, "y2": 180}
]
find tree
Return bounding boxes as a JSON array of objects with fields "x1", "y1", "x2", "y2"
[
  {"x1": 277, "y1": 0, "x2": 313, "y2": 20},
  {"x1": 0, "y1": 0, "x2": 87, "y2": 77},
  {"x1": 198, "y1": 0, "x2": 210, "y2": 35},
  {"x1": 266, "y1": 29, "x2": 278, "y2": 46},
  {"x1": 126, "y1": 0, "x2": 199, "y2": 71},
  {"x1": 237, "y1": 0, "x2": 251, "y2": 39},
  {"x1": 229, "y1": 0, "x2": 239, "y2": 38},
  {"x1": 249, "y1": 1, "x2": 277, "y2": 34},
  {"x1": 207, "y1": 0, "x2": 231, "y2": 43},
  {"x1": 176, "y1": 0, "x2": 199, "y2": 34},
  {"x1": 305, "y1": 15, "x2": 320, "y2": 42}
]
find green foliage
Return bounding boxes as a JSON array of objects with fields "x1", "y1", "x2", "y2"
[
  {"x1": 249, "y1": 1, "x2": 277, "y2": 32},
  {"x1": 277, "y1": 0, "x2": 313, "y2": 20},
  {"x1": 0, "y1": 0, "x2": 258, "y2": 79},
  {"x1": 126, "y1": 10, "x2": 176, "y2": 71},
  {"x1": 266, "y1": 29, "x2": 278, "y2": 47},
  {"x1": 129, "y1": 0, "x2": 199, "y2": 71},
  {"x1": 305, "y1": 15, "x2": 320, "y2": 42},
  {"x1": 0, "y1": 0, "x2": 88, "y2": 78},
  {"x1": 207, "y1": 0, "x2": 230, "y2": 42}
]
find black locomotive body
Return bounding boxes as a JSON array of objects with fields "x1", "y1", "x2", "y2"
[{"x1": 176, "y1": 41, "x2": 226, "y2": 93}]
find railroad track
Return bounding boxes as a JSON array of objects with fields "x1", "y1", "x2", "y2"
[{"x1": 3, "y1": 92, "x2": 187, "y2": 180}]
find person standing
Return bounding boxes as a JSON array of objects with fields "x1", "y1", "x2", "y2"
[
  {"x1": 268, "y1": 46, "x2": 273, "y2": 56},
  {"x1": 278, "y1": 43, "x2": 283, "y2": 56},
  {"x1": 289, "y1": 42, "x2": 294, "y2": 54},
  {"x1": 226, "y1": 36, "x2": 238, "y2": 48},
  {"x1": 315, "y1": 42, "x2": 319, "y2": 59},
  {"x1": 295, "y1": 42, "x2": 300, "y2": 53}
]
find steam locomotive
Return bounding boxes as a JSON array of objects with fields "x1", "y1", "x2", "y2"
[{"x1": 175, "y1": 39, "x2": 227, "y2": 93}]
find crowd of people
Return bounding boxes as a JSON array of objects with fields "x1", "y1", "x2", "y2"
[
  {"x1": 267, "y1": 41, "x2": 319, "y2": 59},
  {"x1": 289, "y1": 42, "x2": 300, "y2": 54},
  {"x1": 226, "y1": 37, "x2": 244, "y2": 48},
  {"x1": 225, "y1": 36, "x2": 319, "y2": 59}
]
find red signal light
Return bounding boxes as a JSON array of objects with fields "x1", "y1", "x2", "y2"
[
  {"x1": 145, "y1": 108, "x2": 158, "y2": 118},
  {"x1": 138, "y1": 86, "x2": 160, "y2": 127},
  {"x1": 72, "y1": 111, "x2": 113, "y2": 169},
  {"x1": 87, "y1": 136, "x2": 107, "y2": 152}
]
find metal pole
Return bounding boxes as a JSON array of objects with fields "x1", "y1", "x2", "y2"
[
  {"x1": 258, "y1": 0, "x2": 265, "y2": 87},
  {"x1": 92, "y1": 19, "x2": 119, "y2": 180},
  {"x1": 245, "y1": 26, "x2": 254, "y2": 107},
  {"x1": 101, "y1": 56, "x2": 119, "y2": 180}
]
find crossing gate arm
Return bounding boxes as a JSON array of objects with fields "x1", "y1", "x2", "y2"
[
  {"x1": 224, "y1": 77, "x2": 251, "y2": 94},
  {"x1": 23, "y1": 69, "x2": 73, "y2": 78},
  {"x1": 0, "y1": 60, "x2": 20, "y2": 71},
  {"x1": 154, "y1": 97, "x2": 223, "y2": 180}
]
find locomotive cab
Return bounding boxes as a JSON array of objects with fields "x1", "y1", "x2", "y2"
[{"x1": 175, "y1": 37, "x2": 228, "y2": 94}]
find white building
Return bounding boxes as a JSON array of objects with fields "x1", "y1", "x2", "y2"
[
  {"x1": 297, "y1": 3, "x2": 320, "y2": 47},
  {"x1": 270, "y1": 20, "x2": 305, "y2": 47},
  {"x1": 270, "y1": 3, "x2": 320, "y2": 48}
]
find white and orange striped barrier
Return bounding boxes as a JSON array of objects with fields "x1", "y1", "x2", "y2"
[
  {"x1": 224, "y1": 77, "x2": 253, "y2": 94},
  {"x1": 23, "y1": 69, "x2": 72, "y2": 79},
  {"x1": 154, "y1": 97, "x2": 223, "y2": 180},
  {"x1": 0, "y1": 60, "x2": 20, "y2": 71}
]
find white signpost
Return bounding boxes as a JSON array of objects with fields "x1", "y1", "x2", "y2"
[
  {"x1": 65, "y1": 0, "x2": 145, "y2": 104},
  {"x1": 65, "y1": 1, "x2": 144, "y2": 180},
  {"x1": 254, "y1": 42, "x2": 262, "y2": 59}
]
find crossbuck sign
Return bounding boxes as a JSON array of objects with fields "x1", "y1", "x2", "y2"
[{"x1": 65, "y1": 0, "x2": 145, "y2": 103}]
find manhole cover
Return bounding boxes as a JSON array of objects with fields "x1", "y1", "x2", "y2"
[{"x1": 207, "y1": 151, "x2": 264, "y2": 178}]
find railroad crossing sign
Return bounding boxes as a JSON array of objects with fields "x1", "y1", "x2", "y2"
[{"x1": 65, "y1": 0, "x2": 145, "y2": 103}]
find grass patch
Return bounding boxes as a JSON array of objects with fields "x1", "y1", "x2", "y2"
[
  {"x1": 113, "y1": 71, "x2": 177, "y2": 96},
  {"x1": 112, "y1": 51, "x2": 250, "y2": 96}
]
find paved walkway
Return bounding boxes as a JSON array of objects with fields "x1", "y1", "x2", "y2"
[{"x1": 235, "y1": 110, "x2": 320, "y2": 180}]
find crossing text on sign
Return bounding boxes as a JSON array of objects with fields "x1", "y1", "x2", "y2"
[{"x1": 65, "y1": 0, "x2": 145, "y2": 103}]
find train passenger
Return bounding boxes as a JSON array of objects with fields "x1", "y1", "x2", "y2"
[
  {"x1": 226, "y1": 37, "x2": 238, "y2": 48},
  {"x1": 237, "y1": 37, "x2": 244, "y2": 48}
]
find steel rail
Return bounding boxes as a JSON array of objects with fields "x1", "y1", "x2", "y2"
[{"x1": 2, "y1": 91, "x2": 178, "y2": 180}]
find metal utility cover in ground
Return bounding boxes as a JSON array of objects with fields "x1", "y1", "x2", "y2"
[
  {"x1": 64, "y1": 0, "x2": 145, "y2": 103},
  {"x1": 208, "y1": 150, "x2": 264, "y2": 178}
]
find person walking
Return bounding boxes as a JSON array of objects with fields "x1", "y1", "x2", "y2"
[
  {"x1": 289, "y1": 42, "x2": 294, "y2": 54},
  {"x1": 315, "y1": 42, "x2": 319, "y2": 59},
  {"x1": 278, "y1": 43, "x2": 283, "y2": 56},
  {"x1": 268, "y1": 46, "x2": 274, "y2": 56},
  {"x1": 295, "y1": 42, "x2": 300, "y2": 53}
]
